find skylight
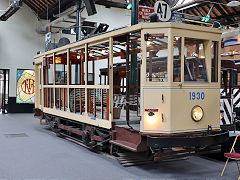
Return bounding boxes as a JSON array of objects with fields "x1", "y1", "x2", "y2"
[{"x1": 176, "y1": 0, "x2": 193, "y2": 6}]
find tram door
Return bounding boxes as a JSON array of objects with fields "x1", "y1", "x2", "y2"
[{"x1": 0, "y1": 69, "x2": 9, "y2": 114}]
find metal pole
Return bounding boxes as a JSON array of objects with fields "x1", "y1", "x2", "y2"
[
  {"x1": 131, "y1": 0, "x2": 139, "y2": 26},
  {"x1": 76, "y1": 0, "x2": 82, "y2": 41},
  {"x1": 130, "y1": 0, "x2": 138, "y2": 95},
  {"x1": 126, "y1": 34, "x2": 132, "y2": 129},
  {"x1": 76, "y1": 0, "x2": 82, "y2": 84}
]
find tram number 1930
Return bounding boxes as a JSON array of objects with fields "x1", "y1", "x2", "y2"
[{"x1": 189, "y1": 92, "x2": 205, "y2": 100}]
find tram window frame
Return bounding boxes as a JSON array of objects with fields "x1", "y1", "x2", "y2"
[
  {"x1": 146, "y1": 35, "x2": 168, "y2": 82},
  {"x1": 55, "y1": 53, "x2": 67, "y2": 85},
  {"x1": 69, "y1": 48, "x2": 85, "y2": 85},
  {"x1": 43, "y1": 56, "x2": 54, "y2": 85},
  {"x1": 173, "y1": 37, "x2": 182, "y2": 82},
  {"x1": 211, "y1": 41, "x2": 218, "y2": 82},
  {"x1": 184, "y1": 38, "x2": 208, "y2": 83},
  {"x1": 88, "y1": 42, "x2": 110, "y2": 86}
]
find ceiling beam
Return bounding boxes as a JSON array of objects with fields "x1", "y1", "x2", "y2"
[
  {"x1": 39, "y1": 0, "x2": 75, "y2": 20},
  {"x1": 194, "y1": 7, "x2": 204, "y2": 17},
  {"x1": 95, "y1": 0, "x2": 126, "y2": 9},
  {"x1": 224, "y1": 0, "x2": 238, "y2": 14},
  {"x1": 191, "y1": 9, "x2": 199, "y2": 17},
  {"x1": 27, "y1": 0, "x2": 45, "y2": 11},
  {"x1": 205, "y1": 4, "x2": 217, "y2": 18},
  {"x1": 199, "y1": 6, "x2": 208, "y2": 17},
  {"x1": 31, "y1": 0, "x2": 46, "y2": 10},
  {"x1": 23, "y1": 0, "x2": 38, "y2": 12}
]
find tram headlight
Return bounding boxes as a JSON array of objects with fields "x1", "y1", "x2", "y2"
[
  {"x1": 191, "y1": 105, "x2": 204, "y2": 122},
  {"x1": 147, "y1": 111, "x2": 157, "y2": 124}
]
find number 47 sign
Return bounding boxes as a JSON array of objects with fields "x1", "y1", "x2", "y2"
[{"x1": 154, "y1": 1, "x2": 172, "y2": 22}]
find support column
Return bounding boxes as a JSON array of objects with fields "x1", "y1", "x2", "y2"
[
  {"x1": 75, "y1": 0, "x2": 82, "y2": 84},
  {"x1": 53, "y1": 53, "x2": 56, "y2": 109},
  {"x1": 130, "y1": 0, "x2": 139, "y2": 94}
]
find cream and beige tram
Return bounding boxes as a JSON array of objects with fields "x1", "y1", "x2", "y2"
[{"x1": 34, "y1": 22, "x2": 228, "y2": 161}]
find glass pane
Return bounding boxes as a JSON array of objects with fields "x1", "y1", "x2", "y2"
[
  {"x1": 184, "y1": 38, "x2": 208, "y2": 82},
  {"x1": 48, "y1": 64, "x2": 54, "y2": 84},
  {"x1": 146, "y1": 36, "x2": 168, "y2": 82},
  {"x1": 55, "y1": 53, "x2": 67, "y2": 84},
  {"x1": 173, "y1": 37, "x2": 181, "y2": 82},
  {"x1": 211, "y1": 41, "x2": 218, "y2": 82}
]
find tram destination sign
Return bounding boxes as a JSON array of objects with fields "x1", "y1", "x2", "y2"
[{"x1": 154, "y1": 1, "x2": 171, "y2": 22}]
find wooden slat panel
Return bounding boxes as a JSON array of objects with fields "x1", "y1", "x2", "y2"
[{"x1": 31, "y1": 0, "x2": 46, "y2": 10}]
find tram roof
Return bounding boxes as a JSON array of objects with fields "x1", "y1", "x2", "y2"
[{"x1": 34, "y1": 22, "x2": 222, "y2": 59}]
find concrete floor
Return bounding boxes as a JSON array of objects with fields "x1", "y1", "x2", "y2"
[{"x1": 0, "y1": 113, "x2": 238, "y2": 180}]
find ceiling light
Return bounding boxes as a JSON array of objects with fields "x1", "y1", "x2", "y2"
[
  {"x1": 147, "y1": 41, "x2": 151, "y2": 46},
  {"x1": 175, "y1": 37, "x2": 180, "y2": 40},
  {"x1": 102, "y1": 48, "x2": 107, "y2": 54},
  {"x1": 126, "y1": 4, "x2": 132, "y2": 9},
  {"x1": 89, "y1": 51, "x2": 93, "y2": 57},
  {"x1": 227, "y1": 1, "x2": 240, "y2": 7}
]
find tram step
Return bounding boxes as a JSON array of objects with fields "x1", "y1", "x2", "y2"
[
  {"x1": 110, "y1": 140, "x2": 138, "y2": 151},
  {"x1": 116, "y1": 152, "x2": 153, "y2": 167},
  {"x1": 110, "y1": 126, "x2": 147, "y2": 152},
  {"x1": 113, "y1": 119, "x2": 140, "y2": 125}
]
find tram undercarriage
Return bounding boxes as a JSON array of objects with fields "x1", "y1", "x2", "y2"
[{"x1": 35, "y1": 108, "x2": 228, "y2": 166}]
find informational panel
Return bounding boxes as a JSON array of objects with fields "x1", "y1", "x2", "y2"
[
  {"x1": 16, "y1": 69, "x2": 35, "y2": 104},
  {"x1": 138, "y1": 6, "x2": 154, "y2": 21}
]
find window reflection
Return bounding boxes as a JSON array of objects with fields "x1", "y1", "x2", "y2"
[
  {"x1": 146, "y1": 36, "x2": 168, "y2": 82},
  {"x1": 173, "y1": 37, "x2": 181, "y2": 82},
  {"x1": 211, "y1": 41, "x2": 218, "y2": 82},
  {"x1": 184, "y1": 38, "x2": 208, "y2": 82}
]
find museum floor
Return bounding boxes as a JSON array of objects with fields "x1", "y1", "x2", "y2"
[{"x1": 0, "y1": 113, "x2": 237, "y2": 180}]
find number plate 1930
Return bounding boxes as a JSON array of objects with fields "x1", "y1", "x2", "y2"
[{"x1": 189, "y1": 92, "x2": 205, "y2": 100}]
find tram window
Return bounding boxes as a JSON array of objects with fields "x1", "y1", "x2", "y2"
[
  {"x1": 70, "y1": 49, "x2": 85, "y2": 85},
  {"x1": 48, "y1": 64, "x2": 54, "y2": 84},
  {"x1": 184, "y1": 38, "x2": 208, "y2": 82},
  {"x1": 234, "y1": 71, "x2": 238, "y2": 86},
  {"x1": 211, "y1": 41, "x2": 218, "y2": 82},
  {"x1": 173, "y1": 37, "x2": 181, "y2": 82},
  {"x1": 46, "y1": 57, "x2": 53, "y2": 85},
  {"x1": 55, "y1": 54, "x2": 67, "y2": 85},
  {"x1": 237, "y1": 72, "x2": 240, "y2": 86},
  {"x1": 89, "y1": 42, "x2": 109, "y2": 85},
  {"x1": 146, "y1": 36, "x2": 168, "y2": 82}
]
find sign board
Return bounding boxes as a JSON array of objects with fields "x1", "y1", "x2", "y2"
[
  {"x1": 145, "y1": 109, "x2": 159, "y2": 112},
  {"x1": 138, "y1": 6, "x2": 154, "y2": 21},
  {"x1": 16, "y1": 69, "x2": 35, "y2": 104},
  {"x1": 154, "y1": 1, "x2": 171, "y2": 22},
  {"x1": 169, "y1": 12, "x2": 185, "y2": 23},
  {"x1": 144, "y1": 33, "x2": 165, "y2": 41}
]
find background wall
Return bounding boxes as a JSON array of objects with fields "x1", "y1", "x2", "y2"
[
  {"x1": 0, "y1": 1, "x2": 131, "y2": 112},
  {"x1": 0, "y1": 0, "x2": 45, "y2": 97},
  {"x1": 0, "y1": 0, "x2": 45, "y2": 112}
]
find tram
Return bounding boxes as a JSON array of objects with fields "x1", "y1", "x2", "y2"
[{"x1": 34, "y1": 22, "x2": 228, "y2": 162}]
